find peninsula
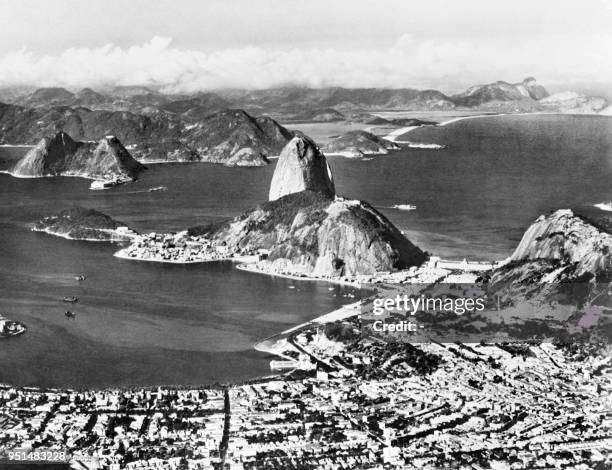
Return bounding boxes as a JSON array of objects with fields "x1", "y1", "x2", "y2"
[{"x1": 111, "y1": 135, "x2": 426, "y2": 281}]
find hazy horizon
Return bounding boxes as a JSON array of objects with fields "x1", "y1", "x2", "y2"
[{"x1": 0, "y1": 0, "x2": 610, "y2": 96}]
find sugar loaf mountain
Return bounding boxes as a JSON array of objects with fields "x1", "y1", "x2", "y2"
[
  {"x1": 190, "y1": 135, "x2": 426, "y2": 276},
  {"x1": 32, "y1": 133, "x2": 612, "y2": 284}
]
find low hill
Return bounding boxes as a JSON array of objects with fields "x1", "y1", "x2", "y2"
[
  {"x1": 33, "y1": 207, "x2": 130, "y2": 241},
  {"x1": 324, "y1": 130, "x2": 399, "y2": 158},
  {"x1": 184, "y1": 109, "x2": 294, "y2": 166},
  {"x1": 16, "y1": 87, "x2": 75, "y2": 107},
  {"x1": 288, "y1": 108, "x2": 346, "y2": 122}
]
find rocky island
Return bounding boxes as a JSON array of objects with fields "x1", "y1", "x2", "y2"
[
  {"x1": 9, "y1": 131, "x2": 144, "y2": 181},
  {"x1": 33, "y1": 207, "x2": 136, "y2": 241},
  {"x1": 324, "y1": 130, "x2": 400, "y2": 158}
]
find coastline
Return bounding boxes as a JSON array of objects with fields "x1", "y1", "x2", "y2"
[
  {"x1": 235, "y1": 262, "x2": 362, "y2": 287},
  {"x1": 381, "y1": 111, "x2": 611, "y2": 142},
  {"x1": 135, "y1": 157, "x2": 269, "y2": 167},
  {"x1": 31, "y1": 226, "x2": 133, "y2": 242},
  {"x1": 254, "y1": 301, "x2": 362, "y2": 354},
  {"x1": 0, "y1": 169, "x2": 131, "y2": 181}
]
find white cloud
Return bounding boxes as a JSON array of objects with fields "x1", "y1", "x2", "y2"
[{"x1": 0, "y1": 34, "x2": 610, "y2": 93}]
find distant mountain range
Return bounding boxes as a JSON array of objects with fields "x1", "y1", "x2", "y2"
[
  {"x1": 0, "y1": 77, "x2": 608, "y2": 167},
  {"x1": 1, "y1": 77, "x2": 608, "y2": 115}
]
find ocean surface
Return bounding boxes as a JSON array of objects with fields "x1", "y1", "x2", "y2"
[{"x1": 1, "y1": 114, "x2": 611, "y2": 388}]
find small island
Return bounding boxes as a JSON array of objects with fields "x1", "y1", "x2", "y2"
[
  {"x1": 0, "y1": 315, "x2": 26, "y2": 338},
  {"x1": 32, "y1": 207, "x2": 137, "y2": 241},
  {"x1": 324, "y1": 130, "x2": 400, "y2": 158}
]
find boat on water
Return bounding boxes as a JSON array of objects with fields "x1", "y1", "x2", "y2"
[
  {"x1": 62, "y1": 296, "x2": 79, "y2": 303},
  {"x1": 0, "y1": 315, "x2": 27, "y2": 338},
  {"x1": 90, "y1": 179, "x2": 120, "y2": 190},
  {"x1": 393, "y1": 204, "x2": 417, "y2": 211},
  {"x1": 148, "y1": 186, "x2": 167, "y2": 192},
  {"x1": 75, "y1": 274, "x2": 86, "y2": 281},
  {"x1": 64, "y1": 310, "x2": 76, "y2": 319},
  {"x1": 594, "y1": 202, "x2": 612, "y2": 212}
]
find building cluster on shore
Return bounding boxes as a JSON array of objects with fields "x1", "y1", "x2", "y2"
[
  {"x1": 116, "y1": 232, "x2": 263, "y2": 264},
  {"x1": 121, "y1": 231, "x2": 493, "y2": 286},
  {"x1": 1, "y1": 334, "x2": 609, "y2": 470}
]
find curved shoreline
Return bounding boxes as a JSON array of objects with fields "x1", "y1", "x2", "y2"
[
  {"x1": 235, "y1": 263, "x2": 362, "y2": 287},
  {"x1": 382, "y1": 111, "x2": 612, "y2": 143}
]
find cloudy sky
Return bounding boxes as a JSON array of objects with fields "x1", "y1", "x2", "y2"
[{"x1": 0, "y1": 0, "x2": 610, "y2": 94}]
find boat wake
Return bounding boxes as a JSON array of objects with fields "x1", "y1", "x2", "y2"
[
  {"x1": 594, "y1": 202, "x2": 612, "y2": 212},
  {"x1": 395, "y1": 141, "x2": 446, "y2": 149},
  {"x1": 391, "y1": 204, "x2": 417, "y2": 211}
]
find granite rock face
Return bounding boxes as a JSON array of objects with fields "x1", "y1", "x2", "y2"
[
  {"x1": 12, "y1": 131, "x2": 144, "y2": 180},
  {"x1": 269, "y1": 136, "x2": 335, "y2": 201},
  {"x1": 507, "y1": 209, "x2": 611, "y2": 277},
  {"x1": 202, "y1": 191, "x2": 426, "y2": 277}
]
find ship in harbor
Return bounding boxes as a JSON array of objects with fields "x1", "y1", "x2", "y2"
[{"x1": 0, "y1": 315, "x2": 26, "y2": 338}]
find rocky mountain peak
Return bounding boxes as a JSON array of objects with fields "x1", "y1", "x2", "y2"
[
  {"x1": 12, "y1": 131, "x2": 144, "y2": 180},
  {"x1": 47, "y1": 130, "x2": 78, "y2": 148},
  {"x1": 268, "y1": 136, "x2": 335, "y2": 201},
  {"x1": 520, "y1": 77, "x2": 549, "y2": 100},
  {"x1": 508, "y1": 209, "x2": 611, "y2": 277}
]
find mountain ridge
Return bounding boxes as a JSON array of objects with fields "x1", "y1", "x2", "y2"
[
  {"x1": 0, "y1": 104, "x2": 294, "y2": 166},
  {"x1": 2, "y1": 77, "x2": 607, "y2": 115}
]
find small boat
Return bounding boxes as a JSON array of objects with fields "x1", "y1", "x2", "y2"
[
  {"x1": 393, "y1": 204, "x2": 417, "y2": 211},
  {"x1": 62, "y1": 296, "x2": 79, "y2": 303},
  {"x1": 148, "y1": 186, "x2": 167, "y2": 192},
  {"x1": 75, "y1": 275, "x2": 86, "y2": 281},
  {"x1": 64, "y1": 310, "x2": 76, "y2": 319}
]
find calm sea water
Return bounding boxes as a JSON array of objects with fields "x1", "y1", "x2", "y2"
[{"x1": 0, "y1": 114, "x2": 610, "y2": 388}]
